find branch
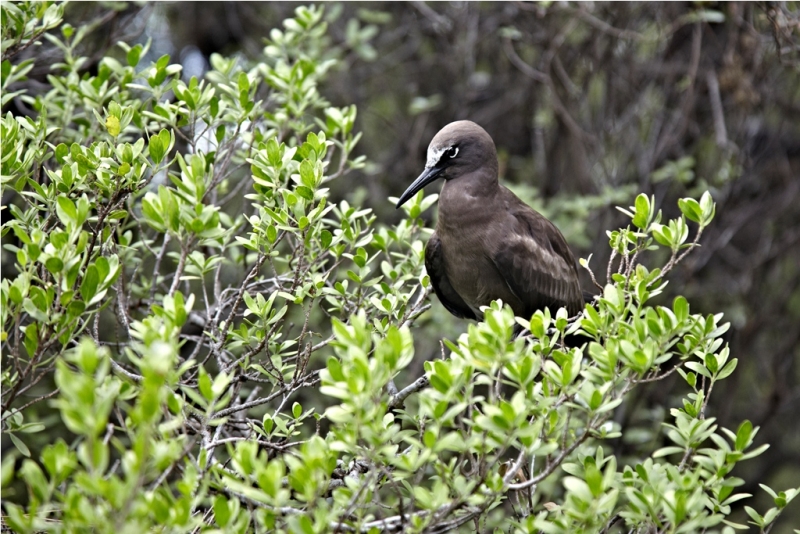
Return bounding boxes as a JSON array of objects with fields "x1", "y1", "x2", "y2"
[
  {"x1": 560, "y1": 5, "x2": 645, "y2": 41},
  {"x1": 705, "y1": 69, "x2": 728, "y2": 148},
  {"x1": 507, "y1": 426, "x2": 593, "y2": 491},
  {"x1": 168, "y1": 238, "x2": 192, "y2": 297},
  {"x1": 388, "y1": 375, "x2": 429, "y2": 409},
  {"x1": 652, "y1": 225, "x2": 705, "y2": 284},
  {"x1": 210, "y1": 371, "x2": 319, "y2": 419},
  {"x1": 502, "y1": 38, "x2": 548, "y2": 83},
  {"x1": 0, "y1": 388, "x2": 60, "y2": 423}
]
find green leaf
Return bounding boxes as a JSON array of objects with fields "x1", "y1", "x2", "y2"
[
  {"x1": 213, "y1": 495, "x2": 231, "y2": 527},
  {"x1": 705, "y1": 353, "x2": 718, "y2": 374},
  {"x1": 67, "y1": 300, "x2": 85, "y2": 317},
  {"x1": 156, "y1": 54, "x2": 171, "y2": 69},
  {"x1": 56, "y1": 196, "x2": 78, "y2": 225},
  {"x1": 423, "y1": 429, "x2": 436, "y2": 449},
  {"x1": 9, "y1": 433, "x2": 30, "y2": 457},
  {"x1": 717, "y1": 358, "x2": 738, "y2": 380},
  {"x1": 296, "y1": 185, "x2": 314, "y2": 201},
  {"x1": 237, "y1": 71, "x2": 250, "y2": 93},
  {"x1": 55, "y1": 143, "x2": 69, "y2": 163},
  {"x1": 266, "y1": 225, "x2": 277, "y2": 243},
  {"x1": 319, "y1": 229, "x2": 332, "y2": 248},
  {"x1": 19, "y1": 460, "x2": 48, "y2": 502},
  {"x1": 632, "y1": 193, "x2": 651, "y2": 229},
  {"x1": 585, "y1": 463, "x2": 603, "y2": 497},
  {"x1": 673, "y1": 296, "x2": 688, "y2": 323},
  {"x1": 45, "y1": 256, "x2": 63, "y2": 274},
  {"x1": 80, "y1": 265, "x2": 99, "y2": 303},
  {"x1": 105, "y1": 115, "x2": 120, "y2": 137},
  {"x1": 589, "y1": 389, "x2": 602, "y2": 411},
  {"x1": 678, "y1": 198, "x2": 702, "y2": 223},
  {"x1": 699, "y1": 191, "x2": 716, "y2": 225},
  {"x1": 685, "y1": 361, "x2": 711, "y2": 378},
  {"x1": 150, "y1": 135, "x2": 164, "y2": 164},
  {"x1": 653, "y1": 446, "x2": 684, "y2": 458},
  {"x1": 158, "y1": 128, "x2": 171, "y2": 152},
  {"x1": 1, "y1": 451, "x2": 16, "y2": 488},
  {"x1": 127, "y1": 44, "x2": 142, "y2": 67},
  {"x1": 299, "y1": 160, "x2": 316, "y2": 189},
  {"x1": 735, "y1": 420, "x2": 753, "y2": 451},
  {"x1": 262, "y1": 414, "x2": 274, "y2": 434},
  {"x1": 198, "y1": 366, "x2": 213, "y2": 401},
  {"x1": 744, "y1": 505, "x2": 763, "y2": 524}
]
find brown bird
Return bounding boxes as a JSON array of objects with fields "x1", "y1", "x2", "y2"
[{"x1": 396, "y1": 120, "x2": 584, "y2": 321}]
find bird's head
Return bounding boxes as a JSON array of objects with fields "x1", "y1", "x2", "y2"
[{"x1": 396, "y1": 120, "x2": 497, "y2": 209}]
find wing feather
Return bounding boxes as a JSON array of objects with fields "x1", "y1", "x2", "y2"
[
  {"x1": 425, "y1": 232, "x2": 478, "y2": 320},
  {"x1": 491, "y1": 206, "x2": 583, "y2": 317}
]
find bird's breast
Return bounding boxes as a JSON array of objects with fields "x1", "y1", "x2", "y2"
[{"x1": 435, "y1": 212, "x2": 521, "y2": 316}]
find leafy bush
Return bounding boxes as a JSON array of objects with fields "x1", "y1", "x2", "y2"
[{"x1": 1, "y1": 3, "x2": 797, "y2": 532}]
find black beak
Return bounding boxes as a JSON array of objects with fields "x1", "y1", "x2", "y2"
[{"x1": 395, "y1": 165, "x2": 445, "y2": 208}]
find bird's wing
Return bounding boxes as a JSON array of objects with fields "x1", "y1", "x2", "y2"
[
  {"x1": 425, "y1": 232, "x2": 478, "y2": 320},
  {"x1": 490, "y1": 206, "x2": 583, "y2": 317}
]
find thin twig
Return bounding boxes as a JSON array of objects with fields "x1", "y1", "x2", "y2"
[{"x1": 388, "y1": 375, "x2": 429, "y2": 409}]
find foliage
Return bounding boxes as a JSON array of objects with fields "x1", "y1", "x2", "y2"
[{"x1": 2, "y1": 2, "x2": 798, "y2": 533}]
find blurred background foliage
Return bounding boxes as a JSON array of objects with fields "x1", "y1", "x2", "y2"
[{"x1": 2, "y1": 1, "x2": 799, "y2": 530}]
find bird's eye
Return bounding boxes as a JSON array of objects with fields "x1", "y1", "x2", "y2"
[{"x1": 447, "y1": 147, "x2": 459, "y2": 158}]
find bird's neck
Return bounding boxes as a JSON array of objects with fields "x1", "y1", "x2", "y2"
[{"x1": 438, "y1": 170, "x2": 499, "y2": 226}]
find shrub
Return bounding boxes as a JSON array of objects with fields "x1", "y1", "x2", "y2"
[{"x1": 1, "y1": 3, "x2": 797, "y2": 532}]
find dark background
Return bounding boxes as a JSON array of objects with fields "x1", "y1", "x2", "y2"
[{"x1": 7, "y1": 2, "x2": 800, "y2": 530}]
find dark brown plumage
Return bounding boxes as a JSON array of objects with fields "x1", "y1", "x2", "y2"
[{"x1": 396, "y1": 120, "x2": 584, "y2": 321}]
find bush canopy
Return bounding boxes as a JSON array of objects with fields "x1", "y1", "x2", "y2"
[{"x1": 1, "y1": 3, "x2": 798, "y2": 533}]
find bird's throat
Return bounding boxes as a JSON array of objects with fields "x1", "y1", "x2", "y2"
[{"x1": 438, "y1": 173, "x2": 499, "y2": 227}]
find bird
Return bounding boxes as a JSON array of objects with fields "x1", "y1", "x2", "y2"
[{"x1": 395, "y1": 120, "x2": 585, "y2": 323}]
